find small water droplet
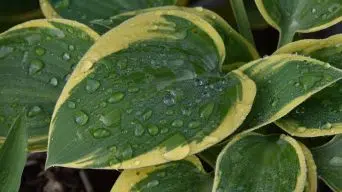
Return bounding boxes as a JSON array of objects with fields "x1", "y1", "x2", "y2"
[
  {"x1": 188, "y1": 121, "x2": 201, "y2": 129},
  {"x1": 142, "y1": 110, "x2": 153, "y2": 121},
  {"x1": 68, "y1": 45, "x2": 75, "y2": 51},
  {"x1": 85, "y1": 79, "x2": 100, "y2": 93},
  {"x1": 200, "y1": 103, "x2": 215, "y2": 119},
  {"x1": 128, "y1": 87, "x2": 140, "y2": 93},
  {"x1": 121, "y1": 144, "x2": 133, "y2": 159},
  {"x1": 271, "y1": 99, "x2": 278, "y2": 107},
  {"x1": 99, "y1": 110, "x2": 121, "y2": 127},
  {"x1": 74, "y1": 111, "x2": 89, "y2": 125},
  {"x1": 147, "y1": 124, "x2": 159, "y2": 136},
  {"x1": 62, "y1": 52, "x2": 71, "y2": 60},
  {"x1": 163, "y1": 94, "x2": 175, "y2": 106},
  {"x1": 147, "y1": 180, "x2": 159, "y2": 188},
  {"x1": 321, "y1": 122, "x2": 332, "y2": 129},
  {"x1": 28, "y1": 106, "x2": 42, "y2": 117},
  {"x1": 108, "y1": 92, "x2": 125, "y2": 103},
  {"x1": 67, "y1": 101, "x2": 76, "y2": 109},
  {"x1": 171, "y1": 119, "x2": 183, "y2": 127},
  {"x1": 29, "y1": 59, "x2": 44, "y2": 75},
  {"x1": 49, "y1": 77, "x2": 58, "y2": 86},
  {"x1": 181, "y1": 108, "x2": 192, "y2": 116},
  {"x1": 91, "y1": 128, "x2": 111, "y2": 139},
  {"x1": 35, "y1": 47, "x2": 46, "y2": 56},
  {"x1": 132, "y1": 121, "x2": 145, "y2": 137},
  {"x1": 160, "y1": 127, "x2": 169, "y2": 134},
  {"x1": 108, "y1": 145, "x2": 117, "y2": 153},
  {"x1": 329, "y1": 156, "x2": 342, "y2": 166}
]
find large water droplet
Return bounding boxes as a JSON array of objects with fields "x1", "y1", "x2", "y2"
[
  {"x1": 29, "y1": 59, "x2": 44, "y2": 75},
  {"x1": 200, "y1": 103, "x2": 215, "y2": 119},
  {"x1": 74, "y1": 111, "x2": 89, "y2": 125},
  {"x1": 85, "y1": 79, "x2": 100, "y2": 93},
  {"x1": 108, "y1": 92, "x2": 125, "y2": 103},
  {"x1": 91, "y1": 128, "x2": 111, "y2": 139},
  {"x1": 49, "y1": 77, "x2": 58, "y2": 87},
  {"x1": 171, "y1": 119, "x2": 183, "y2": 127},
  {"x1": 142, "y1": 110, "x2": 153, "y2": 121},
  {"x1": 27, "y1": 106, "x2": 42, "y2": 117},
  {"x1": 99, "y1": 109, "x2": 121, "y2": 127},
  {"x1": 329, "y1": 156, "x2": 342, "y2": 166},
  {"x1": 147, "y1": 124, "x2": 159, "y2": 136},
  {"x1": 35, "y1": 47, "x2": 46, "y2": 56}
]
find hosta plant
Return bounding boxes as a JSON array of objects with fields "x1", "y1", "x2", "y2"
[{"x1": 1, "y1": 0, "x2": 342, "y2": 191}]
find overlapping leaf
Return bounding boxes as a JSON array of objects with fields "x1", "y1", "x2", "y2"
[
  {"x1": 111, "y1": 156, "x2": 211, "y2": 192},
  {"x1": 213, "y1": 133, "x2": 307, "y2": 192},
  {"x1": 276, "y1": 34, "x2": 342, "y2": 137},
  {"x1": 46, "y1": 9, "x2": 256, "y2": 169},
  {"x1": 255, "y1": 0, "x2": 342, "y2": 47},
  {"x1": 0, "y1": 19, "x2": 99, "y2": 151}
]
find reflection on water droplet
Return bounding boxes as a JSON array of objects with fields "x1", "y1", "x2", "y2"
[
  {"x1": 188, "y1": 121, "x2": 201, "y2": 129},
  {"x1": 147, "y1": 124, "x2": 159, "y2": 136},
  {"x1": 321, "y1": 122, "x2": 332, "y2": 129},
  {"x1": 147, "y1": 180, "x2": 159, "y2": 188},
  {"x1": 67, "y1": 101, "x2": 76, "y2": 109},
  {"x1": 200, "y1": 103, "x2": 215, "y2": 119},
  {"x1": 68, "y1": 45, "x2": 75, "y2": 51},
  {"x1": 29, "y1": 59, "x2": 44, "y2": 75},
  {"x1": 49, "y1": 77, "x2": 58, "y2": 86},
  {"x1": 108, "y1": 92, "x2": 125, "y2": 103},
  {"x1": 99, "y1": 110, "x2": 121, "y2": 127},
  {"x1": 35, "y1": 47, "x2": 46, "y2": 56},
  {"x1": 85, "y1": 79, "x2": 100, "y2": 93},
  {"x1": 171, "y1": 119, "x2": 183, "y2": 127},
  {"x1": 142, "y1": 110, "x2": 153, "y2": 121},
  {"x1": 74, "y1": 111, "x2": 88, "y2": 125},
  {"x1": 91, "y1": 128, "x2": 111, "y2": 139},
  {"x1": 163, "y1": 94, "x2": 175, "y2": 106},
  {"x1": 329, "y1": 156, "x2": 342, "y2": 166},
  {"x1": 28, "y1": 106, "x2": 42, "y2": 117},
  {"x1": 62, "y1": 52, "x2": 71, "y2": 60},
  {"x1": 160, "y1": 127, "x2": 169, "y2": 134},
  {"x1": 271, "y1": 98, "x2": 278, "y2": 107}
]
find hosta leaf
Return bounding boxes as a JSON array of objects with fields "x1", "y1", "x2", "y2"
[
  {"x1": 213, "y1": 133, "x2": 307, "y2": 192},
  {"x1": 255, "y1": 0, "x2": 342, "y2": 47},
  {"x1": 111, "y1": 156, "x2": 212, "y2": 192},
  {"x1": 238, "y1": 54, "x2": 342, "y2": 132},
  {"x1": 300, "y1": 143, "x2": 317, "y2": 192},
  {"x1": 89, "y1": 6, "x2": 259, "y2": 69},
  {"x1": 0, "y1": 114, "x2": 27, "y2": 192},
  {"x1": 39, "y1": 0, "x2": 186, "y2": 29},
  {"x1": 0, "y1": 19, "x2": 99, "y2": 151},
  {"x1": 275, "y1": 35, "x2": 342, "y2": 137},
  {"x1": 312, "y1": 135, "x2": 342, "y2": 192},
  {"x1": 46, "y1": 10, "x2": 256, "y2": 169}
]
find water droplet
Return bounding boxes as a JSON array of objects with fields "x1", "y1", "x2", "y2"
[
  {"x1": 157, "y1": 171, "x2": 166, "y2": 177},
  {"x1": 74, "y1": 111, "x2": 89, "y2": 125},
  {"x1": 49, "y1": 77, "x2": 58, "y2": 86},
  {"x1": 62, "y1": 52, "x2": 71, "y2": 60},
  {"x1": 68, "y1": 45, "x2": 75, "y2": 51},
  {"x1": 100, "y1": 101, "x2": 107, "y2": 108},
  {"x1": 27, "y1": 106, "x2": 42, "y2": 117},
  {"x1": 0, "y1": 46, "x2": 14, "y2": 58},
  {"x1": 163, "y1": 94, "x2": 175, "y2": 106},
  {"x1": 328, "y1": 3, "x2": 341, "y2": 14},
  {"x1": 121, "y1": 144, "x2": 133, "y2": 159},
  {"x1": 188, "y1": 121, "x2": 201, "y2": 129},
  {"x1": 321, "y1": 122, "x2": 332, "y2": 129},
  {"x1": 108, "y1": 145, "x2": 117, "y2": 153},
  {"x1": 300, "y1": 75, "x2": 322, "y2": 90},
  {"x1": 171, "y1": 119, "x2": 183, "y2": 127},
  {"x1": 329, "y1": 156, "x2": 342, "y2": 166},
  {"x1": 35, "y1": 47, "x2": 46, "y2": 56},
  {"x1": 67, "y1": 101, "x2": 76, "y2": 109},
  {"x1": 91, "y1": 128, "x2": 111, "y2": 139},
  {"x1": 85, "y1": 79, "x2": 100, "y2": 93},
  {"x1": 200, "y1": 103, "x2": 215, "y2": 119},
  {"x1": 29, "y1": 59, "x2": 44, "y2": 75},
  {"x1": 311, "y1": 8, "x2": 317, "y2": 13},
  {"x1": 99, "y1": 110, "x2": 121, "y2": 127},
  {"x1": 339, "y1": 104, "x2": 342, "y2": 112},
  {"x1": 195, "y1": 7, "x2": 204, "y2": 12},
  {"x1": 147, "y1": 180, "x2": 159, "y2": 188},
  {"x1": 181, "y1": 108, "x2": 192, "y2": 116},
  {"x1": 128, "y1": 87, "x2": 140, "y2": 93},
  {"x1": 108, "y1": 92, "x2": 125, "y2": 103},
  {"x1": 160, "y1": 127, "x2": 169, "y2": 134},
  {"x1": 142, "y1": 110, "x2": 153, "y2": 121},
  {"x1": 147, "y1": 124, "x2": 159, "y2": 136},
  {"x1": 271, "y1": 99, "x2": 278, "y2": 107}
]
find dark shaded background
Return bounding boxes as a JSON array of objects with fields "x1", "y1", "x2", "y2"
[{"x1": 0, "y1": 0, "x2": 340, "y2": 191}]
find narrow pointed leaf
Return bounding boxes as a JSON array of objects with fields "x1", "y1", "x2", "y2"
[
  {"x1": 111, "y1": 156, "x2": 211, "y2": 192},
  {"x1": 275, "y1": 34, "x2": 342, "y2": 137},
  {"x1": 238, "y1": 54, "x2": 342, "y2": 132},
  {"x1": 0, "y1": 19, "x2": 99, "y2": 151},
  {"x1": 213, "y1": 133, "x2": 307, "y2": 192},
  {"x1": 89, "y1": 6, "x2": 259, "y2": 69},
  {"x1": 0, "y1": 114, "x2": 27, "y2": 192},
  {"x1": 255, "y1": 0, "x2": 342, "y2": 47},
  {"x1": 311, "y1": 135, "x2": 342, "y2": 192},
  {"x1": 47, "y1": 10, "x2": 256, "y2": 169},
  {"x1": 39, "y1": 0, "x2": 186, "y2": 29}
]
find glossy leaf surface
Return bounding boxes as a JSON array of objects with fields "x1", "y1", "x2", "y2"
[
  {"x1": 0, "y1": 114, "x2": 27, "y2": 192},
  {"x1": 111, "y1": 156, "x2": 211, "y2": 192},
  {"x1": 276, "y1": 35, "x2": 342, "y2": 137},
  {"x1": 213, "y1": 133, "x2": 307, "y2": 192},
  {"x1": 312, "y1": 135, "x2": 342, "y2": 192},
  {"x1": 46, "y1": 10, "x2": 256, "y2": 169},
  {"x1": 238, "y1": 54, "x2": 342, "y2": 132},
  {"x1": 0, "y1": 19, "x2": 98, "y2": 151}
]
